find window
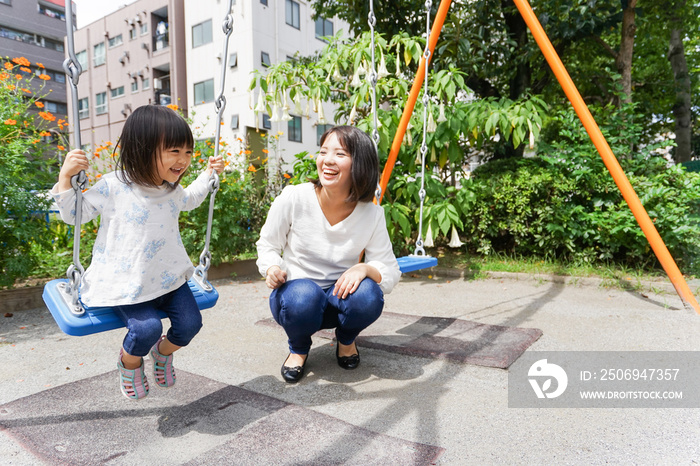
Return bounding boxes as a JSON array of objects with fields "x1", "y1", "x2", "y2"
[
  {"x1": 78, "y1": 97, "x2": 89, "y2": 119},
  {"x1": 93, "y1": 42, "x2": 105, "y2": 66},
  {"x1": 230, "y1": 114, "x2": 239, "y2": 129},
  {"x1": 288, "y1": 115, "x2": 302, "y2": 142},
  {"x1": 262, "y1": 113, "x2": 271, "y2": 130},
  {"x1": 194, "y1": 79, "x2": 215, "y2": 104},
  {"x1": 0, "y1": 0, "x2": 12, "y2": 5},
  {"x1": 76, "y1": 50, "x2": 87, "y2": 70},
  {"x1": 142, "y1": 77, "x2": 150, "y2": 90},
  {"x1": 110, "y1": 86, "x2": 125, "y2": 99},
  {"x1": 129, "y1": 27, "x2": 137, "y2": 40},
  {"x1": 140, "y1": 22, "x2": 148, "y2": 35},
  {"x1": 229, "y1": 52, "x2": 237, "y2": 69},
  {"x1": 192, "y1": 19, "x2": 212, "y2": 48},
  {"x1": 260, "y1": 0, "x2": 268, "y2": 5},
  {"x1": 315, "y1": 17, "x2": 333, "y2": 40},
  {"x1": 261, "y1": 52, "x2": 271, "y2": 67},
  {"x1": 131, "y1": 80, "x2": 138, "y2": 93},
  {"x1": 108, "y1": 34, "x2": 123, "y2": 48},
  {"x1": 38, "y1": 4, "x2": 64, "y2": 20},
  {"x1": 44, "y1": 101, "x2": 67, "y2": 114},
  {"x1": 285, "y1": 0, "x2": 300, "y2": 29},
  {"x1": 95, "y1": 92, "x2": 107, "y2": 115},
  {"x1": 316, "y1": 124, "x2": 334, "y2": 145}
]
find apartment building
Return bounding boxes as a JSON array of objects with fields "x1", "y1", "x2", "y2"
[
  {"x1": 0, "y1": 0, "x2": 70, "y2": 142},
  {"x1": 185, "y1": 0, "x2": 346, "y2": 167},
  {"x1": 68, "y1": 0, "x2": 187, "y2": 151}
]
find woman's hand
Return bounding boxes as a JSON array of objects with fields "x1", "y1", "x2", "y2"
[
  {"x1": 57, "y1": 149, "x2": 89, "y2": 192},
  {"x1": 206, "y1": 156, "x2": 225, "y2": 175},
  {"x1": 333, "y1": 264, "x2": 371, "y2": 299},
  {"x1": 265, "y1": 265, "x2": 287, "y2": 290}
]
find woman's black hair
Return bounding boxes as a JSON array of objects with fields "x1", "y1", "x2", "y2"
[
  {"x1": 114, "y1": 105, "x2": 194, "y2": 188},
  {"x1": 314, "y1": 125, "x2": 379, "y2": 203}
]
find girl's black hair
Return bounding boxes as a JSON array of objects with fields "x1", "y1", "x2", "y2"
[
  {"x1": 114, "y1": 105, "x2": 194, "y2": 188},
  {"x1": 314, "y1": 125, "x2": 379, "y2": 203}
]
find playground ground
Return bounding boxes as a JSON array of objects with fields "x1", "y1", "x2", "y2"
[{"x1": 1, "y1": 269, "x2": 699, "y2": 464}]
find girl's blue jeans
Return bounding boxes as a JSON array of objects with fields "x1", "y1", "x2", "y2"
[
  {"x1": 113, "y1": 282, "x2": 203, "y2": 357},
  {"x1": 269, "y1": 278, "x2": 384, "y2": 355}
]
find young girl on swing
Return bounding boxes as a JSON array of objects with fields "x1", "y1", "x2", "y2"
[{"x1": 51, "y1": 105, "x2": 224, "y2": 400}]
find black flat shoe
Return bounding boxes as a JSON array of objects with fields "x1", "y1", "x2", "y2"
[
  {"x1": 336, "y1": 343, "x2": 360, "y2": 370},
  {"x1": 281, "y1": 353, "x2": 307, "y2": 383}
]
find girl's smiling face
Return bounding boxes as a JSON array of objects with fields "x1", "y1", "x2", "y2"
[
  {"x1": 156, "y1": 144, "x2": 192, "y2": 184},
  {"x1": 316, "y1": 132, "x2": 353, "y2": 195}
]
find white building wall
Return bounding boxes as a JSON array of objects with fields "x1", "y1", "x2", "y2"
[{"x1": 185, "y1": 0, "x2": 348, "y2": 169}]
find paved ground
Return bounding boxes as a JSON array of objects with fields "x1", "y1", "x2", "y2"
[{"x1": 1, "y1": 270, "x2": 699, "y2": 464}]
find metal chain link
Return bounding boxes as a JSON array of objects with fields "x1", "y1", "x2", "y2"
[
  {"x1": 62, "y1": 0, "x2": 88, "y2": 314},
  {"x1": 368, "y1": 0, "x2": 382, "y2": 201},
  {"x1": 414, "y1": 0, "x2": 433, "y2": 257},
  {"x1": 193, "y1": 0, "x2": 234, "y2": 289}
]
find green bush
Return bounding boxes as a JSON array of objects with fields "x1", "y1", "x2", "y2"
[
  {"x1": 1, "y1": 56, "x2": 61, "y2": 288},
  {"x1": 457, "y1": 106, "x2": 700, "y2": 273}
]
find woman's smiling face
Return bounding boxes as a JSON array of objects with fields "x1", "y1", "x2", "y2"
[{"x1": 316, "y1": 132, "x2": 353, "y2": 195}]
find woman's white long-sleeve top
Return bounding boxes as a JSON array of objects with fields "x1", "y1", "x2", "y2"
[
  {"x1": 50, "y1": 171, "x2": 211, "y2": 307},
  {"x1": 256, "y1": 183, "x2": 401, "y2": 294}
]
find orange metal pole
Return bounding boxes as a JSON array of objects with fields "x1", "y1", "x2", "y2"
[
  {"x1": 377, "y1": 0, "x2": 452, "y2": 204},
  {"x1": 512, "y1": 0, "x2": 700, "y2": 313}
]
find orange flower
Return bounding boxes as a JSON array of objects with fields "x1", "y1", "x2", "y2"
[
  {"x1": 37, "y1": 74, "x2": 50, "y2": 81},
  {"x1": 21, "y1": 88, "x2": 30, "y2": 93},
  {"x1": 15, "y1": 74, "x2": 22, "y2": 80},
  {"x1": 32, "y1": 139, "x2": 40, "y2": 144},
  {"x1": 4, "y1": 119, "x2": 17, "y2": 125},
  {"x1": 262, "y1": 149, "x2": 269, "y2": 154},
  {"x1": 36, "y1": 62, "x2": 45, "y2": 69},
  {"x1": 244, "y1": 150, "x2": 252, "y2": 155},
  {"x1": 166, "y1": 104, "x2": 179, "y2": 111},
  {"x1": 0, "y1": 72, "x2": 7, "y2": 81},
  {"x1": 12, "y1": 57, "x2": 31, "y2": 67},
  {"x1": 6, "y1": 84, "x2": 15, "y2": 91},
  {"x1": 38, "y1": 111, "x2": 56, "y2": 122},
  {"x1": 39, "y1": 131, "x2": 50, "y2": 137},
  {"x1": 20, "y1": 66, "x2": 31, "y2": 73},
  {"x1": 57, "y1": 145, "x2": 65, "y2": 151},
  {"x1": 247, "y1": 165, "x2": 257, "y2": 172},
  {"x1": 283, "y1": 173, "x2": 291, "y2": 179},
  {"x1": 96, "y1": 173, "x2": 102, "y2": 178},
  {"x1": 35, "y1": 101, "x2": 44, "y2": 108},
  {"x1": 3, "y1": 62, "x2": 13, "y2": 70}
]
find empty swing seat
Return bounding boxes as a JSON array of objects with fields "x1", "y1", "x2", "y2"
[
  {"x1": 43, "y1": 277, "x2": 218, "y2": 337},
  {"x1": 397, "y1": 255, "x2": 438, "y2": 273}
]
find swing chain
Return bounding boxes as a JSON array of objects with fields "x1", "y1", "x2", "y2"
[
  {"x1": 367, "y1": 0, "x2": 380, "y2": 150},
  {"x1": 413, "y1": 0, "x2": 432, "y2": 257},
  {"x1": 194, "y1": 0, "x2": 233, "y2": 288}
]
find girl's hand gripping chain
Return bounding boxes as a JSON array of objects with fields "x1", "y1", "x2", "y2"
[
  {"x1": 206, "y1": 156, "x2": 225, "y2": 176},
  {"x1": 58, "y1": 149, "x2": 89, "y2": 192}
]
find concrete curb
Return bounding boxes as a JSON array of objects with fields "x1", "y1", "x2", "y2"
[{"x1": 3, "y1": 260, "x2": 695, "y2": 314}]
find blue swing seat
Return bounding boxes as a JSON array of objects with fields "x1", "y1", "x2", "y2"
[
  {"x1": 43, "y1": 277, "x2": 218, "y2": 337},
  {"x1": 397, "y1": 255, "x2": 438, "y2": 273}
]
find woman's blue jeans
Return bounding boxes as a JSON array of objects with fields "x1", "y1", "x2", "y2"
[
  {"x1": 269, "y1": 278, "x2": 384, "y2": 354},
  {"x1": 113, "y1": 282, "x2": 203, "y2": 357}
]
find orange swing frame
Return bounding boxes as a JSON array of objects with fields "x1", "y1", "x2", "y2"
[{"x1": 377, "y1": 0, "x2": 700, "y2": 314}]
